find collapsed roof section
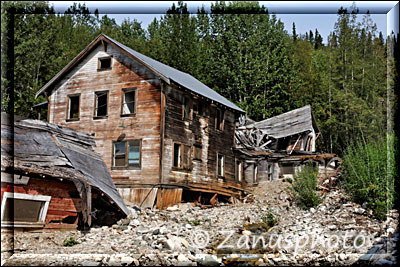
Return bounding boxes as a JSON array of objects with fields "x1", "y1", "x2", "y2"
[
  {"x1": 1, "y1": 114, "x2": 129, "y2": 225},
  {"x1": 235, "y1": 105, "x2": 320, "y2": 153}
]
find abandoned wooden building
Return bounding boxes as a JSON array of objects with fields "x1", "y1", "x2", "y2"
[
  {"x1": 35, "y1": 34, "x2": 246, "y2": 208},
  {"x1": 1, "y1": 114, "x2": 129, "y2": 230},
  {"x1": 235, "y1": 105, "x2": 339, "y2": 184}
]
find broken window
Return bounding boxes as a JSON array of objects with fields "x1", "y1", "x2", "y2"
[
  {"x1": 94, "y1": 91, "x2": 108, "y2": 118},
  {"x1": 253, "y1": 164, "x2": 258, "y2": 183},
  {"x1": 112, "y1": 140, "x2": 141, "y2": 168},
  {"x1": 182, "y1": 97, "x2": 192, "y2": 120},
  {"x1": 98, "y1": 57, "x2": 112, "y2": 70},
  {"x1": 235, "y1": 159, "x2": 243, "y2": 182},
  {"x1": 217, "y1": 153, "x2": 225, "y2": 177},
  {"x1": 216, "y1": 108, "x2": 224, "y2": 131},
  {"x1": 1, "y1": 192, "x2": 51, "y2": 227},
  {"x1": 173, "y1": 143, "x2": 191, "y2": 170},
  {"x1": 268, "y1": 164, "x2": 273, "y2": 181},
  {"x1": 67, "y1": 94, "x2": 80, "y2": 120},
  {"x1": 121, "y1": 88, "x2": 137, "y2": 116}
]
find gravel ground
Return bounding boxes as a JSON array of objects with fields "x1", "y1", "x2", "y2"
[{"x1": 1, "y1": 181, "x2": 398, "y2": 266}]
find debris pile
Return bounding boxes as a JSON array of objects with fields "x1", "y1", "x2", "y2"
[{"x1": 1, "y1": 185, "x2": 398, "y2": 266}]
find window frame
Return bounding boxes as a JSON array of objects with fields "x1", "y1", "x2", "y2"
[
  {"x1": 1, "y1": 192, "x2": 51, "y2": 228},
  {"x1": 93, "y1": 90, "x2": 109, "y2": 119},
  {"x1": 66, "y1": 93, "x2": 80, "y2": 122},
  {"x1": 97, "y1": 56, "x2": 112, "y2": 71},
  {"x1": 121, "y1": 87, "x2": 138, "y2": 117},
  {"x1": 217, "y1": 153, "x2": 225, "y2": 178},
  {"x1": 111, "y1": 139, "x2": 142, "y2": 170},
  {"x1": 253, "y1": 164, "x2": 258, "y2": 183}
]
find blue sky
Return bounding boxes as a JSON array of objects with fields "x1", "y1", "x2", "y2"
[{"x1": 49, "y1": 1, "x2": 397, "y2": 43}]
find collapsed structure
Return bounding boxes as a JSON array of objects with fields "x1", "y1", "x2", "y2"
[
  {"x1": 1, "y1": 114, "x2": 129, "y2": 230},
  {"x1": 234, "y1": 105, "x2": 339, "y2": 185}
]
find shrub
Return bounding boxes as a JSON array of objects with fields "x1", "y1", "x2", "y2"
[
  {"x1": 63, "y1": 236, "x2": 79, "y2": 247},
  {"x1": 342, "y1": 135, "x2": 397, "y2": 220},
  {"x1": 291, "y1": 163, "x2": 322, "y2": 209}
]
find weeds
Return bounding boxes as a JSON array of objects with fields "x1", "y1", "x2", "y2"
[
  {"x1": 291, "y1": 163, "x2": 322, "y2": 210},
  {"x1": 63, "y1": 236, "x2": 79, "y2": 247},
  {"x1": 342, "y1": 135, "x2": 397, "y2": 220}
]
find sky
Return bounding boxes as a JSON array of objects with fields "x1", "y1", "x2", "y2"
[{"x1": 49, "y1": 1, "x2": 397, "y2": 43}]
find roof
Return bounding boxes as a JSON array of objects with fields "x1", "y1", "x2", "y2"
[
  {"x1": 243, "y1": 105, "x2": 320, "y2": 139},
  {"x1": 36, "y1": 34, "x2": 244, "y2": 113},
  {"x1": 1, "y1": 114, "x2": 130, "y2": 222}
]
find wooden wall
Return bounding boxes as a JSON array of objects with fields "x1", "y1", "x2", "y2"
[
  {"x1": 48, "y1": 43, "x2": 162, "y2": 189},
  {"x1": 1, "y1": 177, "x2": 81, "y2": 229},
  {"x1": 162, "y1": 85, "x2": 243, "y2": 194}
]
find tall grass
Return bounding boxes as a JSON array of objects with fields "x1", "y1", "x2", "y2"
[
  {"x1": 291, "y1": 163, "x2": 322, "y2": 210},
  {"x1": 342, "y1": 135, "x2": 397, "y2": 220}
]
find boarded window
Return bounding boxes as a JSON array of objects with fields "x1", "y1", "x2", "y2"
[
  {"x1": 216, "y1": 108, "x2": 224, "y2": 131},
  {"x1": 94, "y1": 91, "x2": 108, "y2": 117},
  {"x1": 122, "y1": 88, "x2": 136, "y2": 115},
  {"x1": 1, "y1": 192, "x2": 51, "y2": 227},
  {"x1": 112, "y1": 140, "x2": 141, "y2": 168},
  {"x1": 193, "y1": 144, "x2": 202, "y2": 160},
  {"x1": 235, "y1": 159, "x2": 243, "y2": 182},
  {"x1": 183, "y1": 145, "x2": 191, "y2": 169},
  {"x1": 67, "y1": 94, "x2": 80, "y2": 120},
  {"x1": 217, "y1": 154, "x2": 225, "y2": 177},
  {"x1": 173, "y1": 143, "x2": 181, "y2": 168},
  {"x1": 98, "y1": 57, "x2": 111, "y2": 70}
]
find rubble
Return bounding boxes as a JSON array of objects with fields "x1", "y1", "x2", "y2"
[{"x1": 1, "y1": 184, "x2": 398, "y2": 266}]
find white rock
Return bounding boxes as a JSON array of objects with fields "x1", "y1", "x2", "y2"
[
  {"x1": 120, "y1": 256, "x2": 134, "y2": 265},
  {"x1": 177, "y1": 254, "x2": 189, "y2": 262},
  {"x1": 242, "y1": 230, "x2": 252, "y2": 236}
]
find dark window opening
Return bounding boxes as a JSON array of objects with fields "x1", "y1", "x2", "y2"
[
  {"x1": 112, "y1": 140, "x2": 141, "y2": 168},
  {"x1": 182, "y1": 98, "x2": 192, "y2": 120},
  {"x1": 98, "y1": 57, "x2": 111, "y2": 70},
  {"x1": 94, "y1": 91, "x2": 108, "y2": 117},
  {"x1": 122, "y1": 88, "x2": 136, "y2": 116},
  {"x1": 217, "y1": 154, "x2": 225, "y2": 177},
  {"x1": 173, "y1": 143, "x2": 181, "y2": 168},
  {"x1": 216, "y1": 108, "x2": 224, "y2": 131},
  {"x1": 3, "y1": 199, "x2": 43, "y2": 222},
  {"x1": 235, "y1": 159, "x2": 243, "y2": 182},
  {"x1": 68, "y1": 95, "x2": 80, "y2": 120}
]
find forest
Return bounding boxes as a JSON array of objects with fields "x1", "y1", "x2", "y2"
[{"x1": 1, "y1": 1, "x2": 397, "y2": 156}]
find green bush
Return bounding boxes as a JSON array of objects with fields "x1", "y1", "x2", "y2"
[
  {"x1": 342, "y1": 135, "x2": 397, "y2": 220},
  {"x1": 63, "y1": 236, "x2": 79, "y2": 247},
  {"x1": 291, "y1": 164, "x2": 322, "y2": 209}
]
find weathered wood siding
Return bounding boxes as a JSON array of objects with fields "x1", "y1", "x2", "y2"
[
  {"x1": 162, "y1": 85, "x2": 242, "y2": 193},
  {"x1": 48, "y1": 43, "x2": 161, "y2": 187},
  {"x1": 1, "y1": 178, "x2": 81, "y2": 229}
]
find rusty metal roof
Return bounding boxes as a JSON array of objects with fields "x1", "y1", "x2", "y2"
[{"x1": 36, "y1": 34, "x2": 244, "y2": 113}]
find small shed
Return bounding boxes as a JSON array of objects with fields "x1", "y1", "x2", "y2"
[{"x1": 1, "y1": 114, "x2": 129, "y2": 230}]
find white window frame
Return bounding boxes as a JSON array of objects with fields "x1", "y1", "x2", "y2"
[{"x1": 1, "y1": 192, "x2": 51, "y2": 227}]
